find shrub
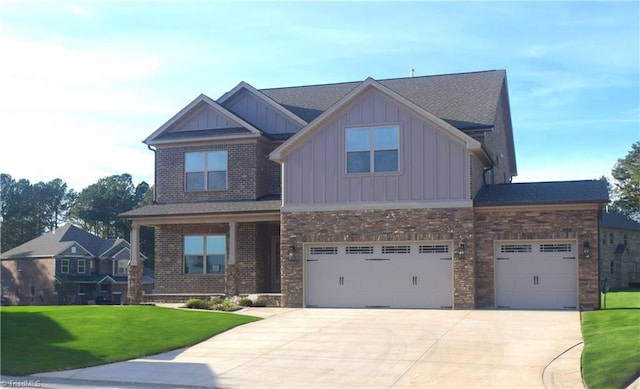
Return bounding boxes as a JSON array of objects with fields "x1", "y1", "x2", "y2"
[
  {"x1": 212, "y1": 299, "x2": 238, "y2": 312},
  {"x1": 212, "y1": 296, "x2": 225, "y2": 305},
  {"x1": 238, "y1": 298, "x2": 253, "y2": 307},
  {"x1": 185, "y1": 298, "x2": 211, "y2": 310}
]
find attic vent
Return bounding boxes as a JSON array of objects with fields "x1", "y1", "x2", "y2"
[
  {"x1": 419, "y1": 245, "x2": 450, "y2": 254},
  {"x1": 540, "y1": 243, "x2": 572, "y2": 253},
  {"x1": 382, "y1": 245, "x2": 411, "y2": 254},
  {"x1": 310, "y1": 247, "x2": 338, "y2": 255},
  {"x1": 500, "y1": 244, "x2": 532, "y2": 253},
  {"x1": 346, "y1": 246, "x2": 374, "y2": 254}
]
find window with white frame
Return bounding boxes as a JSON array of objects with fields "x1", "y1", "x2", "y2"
[
  {"x1": 78, "y1": 286, "x2": 85, "y2": 295},
  {"x1": 118, "y1": 260, "x2": 129, "y2": 275},
  {"x1": 346, "y1": 126, "x2": 399, "y2": 173},
  {"x1": 185, "y1": 151, "x2": 228, "y2": 191},
  {"x1": 77, "y1": 259, "x2": 86, "y2": 273},
  {"x1": 184, "y1": 235, "x2": 226, "y2": 274},
  {"x1": 61, "y1": 259, "x2": 69, "y2": 273}
]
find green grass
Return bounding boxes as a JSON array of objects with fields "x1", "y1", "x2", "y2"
[
  {"x1": 0, "y1": 305, "x2": 260, "y2": 376},
  {"x1": 582, "y1": 289, "x2": 640, "y2": 389}
]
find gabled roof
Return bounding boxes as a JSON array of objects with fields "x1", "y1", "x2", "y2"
[
  {"x1": 0, "y1": 224, "x2": 133, "y2": 260},
  {"x1": 219, "y1": 81, "x2": 308, "y2": 127},
  {"x1": 474, "y1": 180, "x2": 609, "y2": 207},
  {"x1": 260, "y1": 70, "x2": 505, "y2": 130},
  {"x1": 144, "y1": 94, "x2": 263, "y2": 146},
  {"x1": 601, "y1": 212, "x2": 640, "y2": 231},
  {"x1": 270, "y1": 77, "x2": 489, "y2": 165}
]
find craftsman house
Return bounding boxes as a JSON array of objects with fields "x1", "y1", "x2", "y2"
[
  {"x1": 121, "y1": 70, "x2": 608, "y2": 310},
  {"x1": 0, "y1": 224, "x2": 153, "y2": 305}
]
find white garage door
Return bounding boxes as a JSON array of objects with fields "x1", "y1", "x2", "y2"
[
  {"x1": 305, "y1": 242, "x2": 453, "y2": 308},
  {"x1": 495, "y1": 241, "x2": 578, "y2": 310}
]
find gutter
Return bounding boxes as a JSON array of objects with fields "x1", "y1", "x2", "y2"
[{"x1": 147, "y1": 144, "x2": 157, "y2": 203}]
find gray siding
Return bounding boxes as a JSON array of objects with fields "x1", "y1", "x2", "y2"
[
  {"x1": 224, "y1": 89, "x2": 302, "y2": 134},
  {"x1": 283, "y1": 90, "x2": 470, "y2": 207},
  {"x1": 174, "y1": 105, "x2": 238, "y2": 131}
]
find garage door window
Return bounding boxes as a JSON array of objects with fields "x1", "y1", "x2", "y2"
[
  {"x1": 419, "y1": 245, "x2": 449, "y2": 253},
  {"x1": 346, "y1": 246, "x2": 374, "y2": 254},
  {"x1": 310, "y1": 247, "x2": 338, "y2": 255},
  {"x1": 382, "y1": 245, "x2": 411, "y2": 254},
  {"x1": 540, "y1": 243, "x2": 572, "y2": 252},
  {"x1": 500, "y1": 244, "x2": 532, "y2": 253}
]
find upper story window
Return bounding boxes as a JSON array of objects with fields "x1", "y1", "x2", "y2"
[
  {"x1": 77, "y1": 259, "x2": 86, "y2": 274},
  {"x1": 184, "y1": 235, "x2": 226, "y2": 275},
  {"x1": 346, "y1": 126, "x2": 399, "y2": 174},
  {"x1": 61, "y1": 259, "x2": 69, "y2": 273},
  {"x1": 71, "y1": 246, "x2": 77, "y2": 254},
  {"x1": 185, "y1": 151, "x2": 228, "y2": 191},
  {"x1": 117, "y1": 260, "x2": 129, "y2": 275}
]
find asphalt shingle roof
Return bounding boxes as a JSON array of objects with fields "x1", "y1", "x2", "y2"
[
  {"x1": 156, "y1": 128, "x2": 253, "y2": 141},
  {"x1": 601, "y1": 212, "x2": 640, "y2": 231},
  {"x1": 259, "y1": 70, "x2": 505, "y2": 130},
  {"x1": 120, "y1": 199, "x2": 281, "y2": 218},
  {"x1": 474, "y1": 180, "x2": 609, "y2": 207},
  {"x1": 0, "y1": 224, "x2": 125, "y2": 260}
]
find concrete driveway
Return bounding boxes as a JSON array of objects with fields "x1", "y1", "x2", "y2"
[{"x1": 32, "y1": 308, "x2": 584, "y2": 388}]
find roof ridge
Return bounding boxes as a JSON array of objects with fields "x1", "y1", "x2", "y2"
[{"x1": 258, "y1": 69, "x2": 504, "y2": 92}]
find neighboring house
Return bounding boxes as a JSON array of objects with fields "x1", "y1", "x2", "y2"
[
  {"x1": 121, "y1": 69, "x2": 608, "y2": 310},
  {"x1": 600, "y1": 212, "x2": 640, "y2": 289},
  {"x1": 0, "y1": 224, "x2": 153, "y2": 305}
]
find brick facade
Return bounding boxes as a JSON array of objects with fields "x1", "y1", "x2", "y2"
[
  {"x1": 155, "y1": 140, "x2": 281, "y2": 203},
  {"x1": 1, "y1": 258, "x2": 56, "y2": 305},
  {"x1": 474, "y1": 206, "x2": 601, "y2": 310},
  {"x1": 281, "y1": 207, "x2": 476, "y2": 308},
  {"x1": 153, "y1": 222, "x2": 280, "y2": 296}
]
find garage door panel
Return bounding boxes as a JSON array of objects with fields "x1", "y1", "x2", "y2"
[
  {"x1": 305, "y1": 243, "x2": 452, "y2": 309},
  {"x1": 495, "y1": 241, "x2": 578, "y2": 310}
]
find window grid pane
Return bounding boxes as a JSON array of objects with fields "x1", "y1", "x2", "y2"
[{"x1": 347, "y1": 151, "x2": 370, "y2": 173}]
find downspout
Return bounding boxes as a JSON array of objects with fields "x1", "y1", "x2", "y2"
[
  {"x1": 482, "y1": 161, "x2": 495, "y2": 186},
  {"x1": 147, "y1": 145, "x2": 157, "y2": 203}
]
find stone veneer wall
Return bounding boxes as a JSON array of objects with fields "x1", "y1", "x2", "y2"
[
  {"x1": 281, "y1": 208, "x2": 475, "y2": 309},
  {"x1": 474, "y1": 206, "x2": 601, "y2": 310}
]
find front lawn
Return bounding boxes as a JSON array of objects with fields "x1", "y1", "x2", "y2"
[
  {"x1": 0, "y1": 305, "x2": 260, "y2": 376},
  {"x1": 582, "y1": 289, "x2": 640, "y2": 389}
]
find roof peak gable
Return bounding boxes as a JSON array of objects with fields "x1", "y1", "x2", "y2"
[
  {"x1": 144, "y1": 94, "x2": 263, "y2": 145},
  {"x1": 270, "y1": 77, "x2": 485, "y2": 163},
  {"x1": 219, "y1": 81, "x2": 308, "y2": 127}
]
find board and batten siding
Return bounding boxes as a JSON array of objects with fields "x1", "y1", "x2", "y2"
[
  {"x1": 283, "y1": 89, "x2": 470, "y2": 207},
  {"x1": 173, "y1": 105, "x2": 238, "y2": 132},
  {"x1": 224, "y1": 89, "x2": 302, "y2": 135}
]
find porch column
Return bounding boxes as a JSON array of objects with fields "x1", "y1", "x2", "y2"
[
  {"x1": 127, "y1": 221, "x2": 143, "y2": 305},
  {"x1": 226, "y1": 221, "x2": 238, "y2": 296}
]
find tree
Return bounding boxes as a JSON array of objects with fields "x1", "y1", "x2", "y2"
[
  {"x1": 611, "y1": 141, "x2": 640, "y2": 220},
  {"x1": 1, "y1": 174, "x2": 76, "y2": 252},
  {"x1": 69, "y1": 174, "x2": 149, "y2": 239}
]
